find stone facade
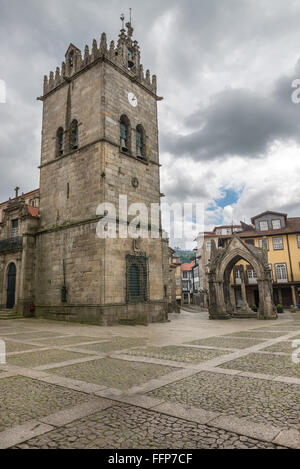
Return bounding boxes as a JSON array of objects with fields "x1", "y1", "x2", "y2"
[
  {"x1": 0, "y1": 23, "x2": 169, "y2": 325},
  {"x1": 0, "y1": 192, "x2": 40, "y2": 316}
]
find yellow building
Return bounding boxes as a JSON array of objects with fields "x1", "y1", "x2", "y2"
[{"x1": 219, "y1": 211, "x2": 300, "y2": 308}]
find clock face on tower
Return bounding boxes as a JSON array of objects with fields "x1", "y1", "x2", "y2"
[{"x1": 128, "y1": 92, "x2": 138, "y2": 107}]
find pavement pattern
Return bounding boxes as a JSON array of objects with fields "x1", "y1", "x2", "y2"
[{"x1": 0, "y1": 310, "x2": 299, "y2": 449}]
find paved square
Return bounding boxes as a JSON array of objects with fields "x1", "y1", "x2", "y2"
[
  {"x1": 30, "y1": 336, "x2": 106, "y2": 347},
  {"x1": 72, "y1": 337, "x2": 148, "y2": 353},
  {"x1": 220, "y1": 352, "x2": 300, "y2": 378},
  {"x1": 0, "y1": 312, "x2": 299, "y2": 449},
  {"x1": 14, "y1": 404, "x2": 280, "y2": 449},
  {"x1": 186, "y1": 336, "x2": 266, "y2": 349},
  {"x1": 255, "y1": 325, "x2": 297, "y2": 331},
  {"x1": 5, "y1": 340, "x2": 43, "y2": 353},
  {"x1": 126, "y1": 345, "x2": 228, "y2": 363},
  {"x1": 7, "y1": 349, "x2": 90, "y2": 367},
  {"x1": 149, "y1": 371, "x2": 300, "y2": 430},
  {"x1": 262, "y1": 341, "x2": 296, "y2": 354},
  {"x1": 47, "y1": 357, "x2": 177, "y2": 389},
  {"x1": 224, "y1": 331, "x2": 287, "y2": 339},
  {"x1": 0, "y1": 331, "x2": 67, "y2": 341},
  {"x1": 0, "y1": 376, "x2": 95, "y2": 432}
]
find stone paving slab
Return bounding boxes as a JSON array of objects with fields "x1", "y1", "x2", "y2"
[
  {"x1": 148, "y1": 370, "x2": 300, "y2": 430},
  {"x1": 224, "y1": 331, "x2": 288, "y2": 339},
  {"x1": 273, "y1": 429, "x2": 300, "y2": 449},
  {"x1": 39, "y1": 398, "x2": 114, "y2": 427},
  {"x1": 220, "y1": 352, "x2": 300, "y2": 378},
  {"x1": 0, "y1": 421, "x2": 54, "y2": 450},
  {"x1": 71, "y1": 337, "x2": 148, "y2": 353},
  {"x1": 13, "y1": 404, "x2": 282, "y2": 449},
  {"x1": 254, "y1": 325, "x2": 299, "y2": 332},
  {"x1": 7, "y1": 349, "x2": 90, "y2": 368},
  {"x1": 186, "y1": 336, "x2": 266, "y2": 349},
  {"x1": 209, "y1": 415, "x2": 281, "y2": 443},
  {"x1": 30, "y1": 336, "x2": 107, "y2": 347},
  {"x1": 0, "y1": 376, "x2": 95, "y2": 432},
  {"x1": 0, "y1": 331, "x2": 68, "y2": 340},
  {"x1": 125, "y1": 345, "x2": 229, "y2": 363},
  {"x1": 4, "y1": 340, "x2": 43, "y2": 353},
  {"x1": 47, "y1": 357, "x2": 177, "y2": 390}
]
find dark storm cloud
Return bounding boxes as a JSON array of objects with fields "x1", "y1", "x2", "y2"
[
  {"x1": 161, "y1": 68, "x2": 300, "y2": 161},
  {"x1": 162, "y1": 172, "x2": 209, "y2": 203},
  {"x1": 1, "y1": 0, "x2": 300, "y2": 205}
]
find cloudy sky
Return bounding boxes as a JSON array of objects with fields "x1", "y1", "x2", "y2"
[{"x1": 1, "y1": 0, "x2": 300, "y2": 248}]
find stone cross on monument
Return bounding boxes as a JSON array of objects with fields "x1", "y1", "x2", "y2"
[{"x1": 15, "y1": 186, "x2": 20, "y2": 198}]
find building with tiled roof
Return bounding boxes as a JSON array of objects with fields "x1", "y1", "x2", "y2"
[{"x1": 196, "y1": 211, "x2": 300, "y2": 310}]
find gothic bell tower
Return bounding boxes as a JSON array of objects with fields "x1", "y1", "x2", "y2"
[{"x1": 35, "y1": 19, "x2": 167, "y2": 325}]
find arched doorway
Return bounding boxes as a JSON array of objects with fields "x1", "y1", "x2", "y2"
[
  {"x1": 208, "y1": 234, "x2": 277, "y2": 320},
  {"x1": 6, "y1": 263, "x2": 16, "y2": 309},
  {"x1": 223, "y1": 256, "x2": 259, "y2": 318}
]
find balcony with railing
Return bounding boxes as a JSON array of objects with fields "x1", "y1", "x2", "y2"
[{"x1": 0, "y1": 236, "x2": 23, "y2": 253}]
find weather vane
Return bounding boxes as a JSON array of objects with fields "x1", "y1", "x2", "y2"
[{"x1": 120, "y1": 13, "x2": 125, "y2": 29}]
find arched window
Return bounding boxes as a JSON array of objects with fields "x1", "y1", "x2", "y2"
[
  {"x1": 69, "y1": 51, "x2": 74, "y2": 69},
  {"x1": 70, "y1": 120, "x2": 78, "y2": 150},
  {"x1": 136, "y1": 125, "x2": 146, "y2": 159},
  {"x1": 126, "y1": 254, "x2": 148, "y2": 303},
  {"x1": 56, "y1": 127, "x2": 64, "y2": 156},
  {"x1": 120, "y1": 115, "x2": 131, "y2": 153}
]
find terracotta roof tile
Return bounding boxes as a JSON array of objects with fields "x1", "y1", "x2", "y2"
[{"x1": 27, "y1": 205, "x2": 39, "y2": 217}]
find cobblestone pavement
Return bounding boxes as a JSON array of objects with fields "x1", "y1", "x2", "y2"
[
  {"x1": 0, "y1": 312, "x2": 299, "y2": 449},
  {"x1": 14, "y1": 404, "x2": 281, "y2": 449},
  {"x1": 254, "y1": 325, "x2": 299, "y2": 331},
  {"x1": 71, "y1": 337, "x2": 148, "y2": 353},
  {"x1": 48, "y1": 357, "x2": 176, "y2": 389},
  {"x1": 126, "y1": 345, "x2": 228, "y2": 363},
  {"x1": 262, "y1": 341, "x2": 298, "y2": 354},
  {"x1": 0, "y1": 331, "x2": 67, "y2": 340},
  {"x1": 149, "y1": 371, "x2": 300, "y2": 430},
  {"x1": 220, "y1": 352, "x2": 300, "y2": 378},
  {"x1": 7, "y1": 349, "x2": 90, "y2": 367},
  {"x1": 0, "y1": 376, "x2": 95, "y2": 432},
  {"x1": 5, "y1": 340, "x2": 43, "y2": 353},
  {"x1": 186, "y1": 337, "x2": 266, "y2": 349},
  {"x1": 30, "y1": 336, "x2": 106, "y2": 346},
  {"x1": 224, "y1": 331, "x2": 287, "y2": 339}
]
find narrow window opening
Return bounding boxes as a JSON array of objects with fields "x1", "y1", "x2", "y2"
[
  {"x1": 57, "y1": 127, "x2": 64, "y2": 156},
  {"x1": 70, "y1": 120, "x2": 78, "y2": 150}
]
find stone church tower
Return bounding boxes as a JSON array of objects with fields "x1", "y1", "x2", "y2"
[{"x1": 34, "y1": 22, "x2": 167, "y2": 324}]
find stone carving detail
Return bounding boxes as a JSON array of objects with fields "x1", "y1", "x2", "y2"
[
  {"x1": 132, "y1": 177, "x2": 139, "y2": 188},
  {"x1": 208, "y1": 233, "x2": 277, "y2": 321},
  {"x1": 133, "y1": 237, "x2": 142, "y2": 252}
]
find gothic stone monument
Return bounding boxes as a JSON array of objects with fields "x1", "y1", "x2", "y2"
[{"x1": 208, "y1": 234, "x2": 277, "y2": 320}]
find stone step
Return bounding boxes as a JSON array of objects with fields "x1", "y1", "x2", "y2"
[{"x1": 0, "y1": 310, "x2": 19, "y2": 320}]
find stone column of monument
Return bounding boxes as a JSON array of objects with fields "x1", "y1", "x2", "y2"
[
  {"x1": 233, "y1": 271, "x2": 256, "y2": 318},
  {"x1": 230, "y1": 285, "x2": 236, "y2": 311}
]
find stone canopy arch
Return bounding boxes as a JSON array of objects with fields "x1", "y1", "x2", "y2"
[{"x1": 208, "y1": 233, "x2": 277, "y2": 321}]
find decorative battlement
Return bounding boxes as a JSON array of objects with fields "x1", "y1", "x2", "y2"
[{"x1": 43, "y1": 22, "x2": 157, "y2": 97}]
